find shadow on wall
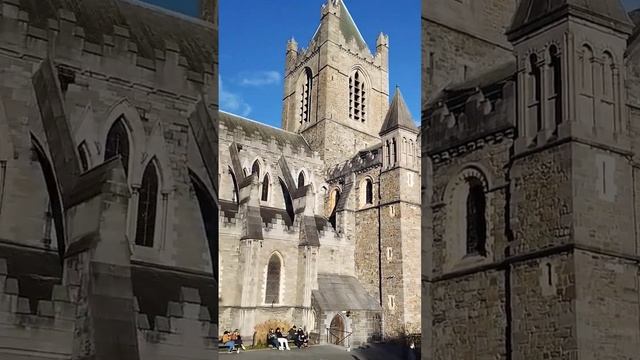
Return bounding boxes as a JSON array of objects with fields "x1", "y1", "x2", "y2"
[{"x1": 351, "y1": 333, "x2": 421, "y2": 360}]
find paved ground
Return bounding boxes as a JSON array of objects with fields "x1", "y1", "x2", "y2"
[{"x1": 218, "y1": 344, "x2": 416, "y2": 360}]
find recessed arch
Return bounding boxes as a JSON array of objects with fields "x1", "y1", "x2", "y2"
[
  {"x1": 251, "y1": 159, "x2": 261, "y2": 178},
  {"x1": 31, "y1": 135, "x2": 66, "y2": 261},
  {"x1": 298, "y1": 67, "x2": 313, "y2": 125},
  {"x1": 261, "y1": 173, "x2": 270, "y2": 202},
  {"x1": 279, "y1": 177, "x2": 295, "y2": 224},
  {"x1": 328, "y1": 187, "x2": 341, "y2": 229},
  {"x1": 104, "y1": 118, "x2": 130, "y2": 176},
  {"x1": 297, "y1": 170, "x2": 306, "y2": 189},
  {"x1": 101, "y1": 99, "x2": 146, "y2": 180},
  {"x1": 189, "y1": 169, "x2": 218, "y2": 277},
  {"x1": 229, "y1": 167, "x2": 240, "y2": 205},
  {"x1": 349, "y1": 66, "x2": 370, "y2": 123},
  {"x1": 265, "y1": 251, "x2": 284, "y2": 305},
  {"x1": 135, "y1": 159, "x2": 160, "y2": 247}
]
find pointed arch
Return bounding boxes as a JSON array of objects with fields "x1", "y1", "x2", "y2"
[
  {"x1": 251, "y1": 159, "x2": 261, "y2": 178},
  {"x1": 229, "y1": 167, "x2": 240, "y2": 204},
  {"x1": 104, "y1": 118, "x2": 131, "y2": 176},
  {"x1": 328, "y1": 188, "x2": 341, "y2": 229},
  {"x1": 297, "y1": 170, "x2": 306, "y2": 189},
  {"x1": 189, "y1": 169, "x2": 218, "y2": 277},
  {"x1": 261, "y1": 173, "x2": 270, "y2": 202},
  {"x1": 548, "y1": 45, "x2": 562, "y2": 126},
  {"x1": 101, "y1": 98, "x2": 146, "y2": 181},
  {"x1": 31, "y1": 135, "x2": 66, "y2": 260},
  {"x1": 135, "y1": 160, "x2": 159, "y2": 247},
  {"x1": 265, "y1": 252, "x2": 283, "y2": 305},
  {"x1": 77, "y1": 141, "x2": 91, "y2": 172},
  {"x1": 349, "y1": 67, "x2": 369, "y2": 122},
  {"x1": 279, "y1": 177, "x2": 295, "y2": 224},
  {"x1": 299, "y1": 67, "x2": 313, "y2": 125}
]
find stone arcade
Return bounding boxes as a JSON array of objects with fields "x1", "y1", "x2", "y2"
[
  {"x1": 423, "y1": 0, "x2": 640, "y2": 358},
  {"x1": 218, "y1": 0, "x2": 421, "y2": 347},
  {"x1": 0, "y1": 0, "x2": 218, "y2": 359}
]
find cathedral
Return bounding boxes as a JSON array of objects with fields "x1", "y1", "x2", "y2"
[
  {"x1": 0, "y1": 0, "x2": 218, "y2": 359},
  {"x1": 423, "y1": 0, "x2": 640, "y2": 358},
  {"x1": 218, "y1": 0, "x2": 421, "y2": 346}
]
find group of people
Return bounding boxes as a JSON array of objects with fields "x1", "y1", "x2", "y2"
[
  {"x1": 221, "y1": 329, "x2": 246, "y2": 353},
  {"x1": 266, "y1": 326, "x2": 309, "y2": 350}
]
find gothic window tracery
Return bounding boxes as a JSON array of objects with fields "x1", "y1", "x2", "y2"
[
  {"x1": 104, "y1": 118, "x2": 130, "y2": 176},
  {"x1": 135, "y1": 161, "x2": 158, "y2": 247}
]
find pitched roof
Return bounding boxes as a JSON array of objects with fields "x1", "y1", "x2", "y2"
[
  {"x1": 17, "y1": 0, "x2": 215, "y2": 73},
  {"x1": 337, "y1": 0, "x2": 369, "y2": 52},
  {"x1": 508, "y1": 0, "x2": 634, "y2": 40},
  {"x1": 379, "y1": 87, "x2": 418, "y2": 136},
  {"x1": 312, "y1": 274, "x2": 381, "y2": 311},
  {"x1": 219, "y1": 111, "x2": 311, "y2": 152}
]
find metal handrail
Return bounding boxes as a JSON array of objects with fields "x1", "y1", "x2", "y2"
[{"x1": 326, "y1": 327, "x2": 353, "y2": 347}]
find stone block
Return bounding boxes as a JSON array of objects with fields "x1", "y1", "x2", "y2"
[
  {"x1": 180, "y1": 287, "x2": 201, "y2": 304},
  {"x1": 52, "y1": 285, "x2": 70, "y2": 302},
  {"x1": 37, "y1": 300, "x2": 55, "y2": 318},
  {"x1": 4, "y1": 278, "x2": 18, "y2": 295},
  {"x1": 198, "y1": 306, "x2": 211, "y2": 322},
  {"x1": 137, "y1": 314, "x2": 150, "y2": 330},
  {"x1": 0, "y1": 259, "x2": 6, "y2": 275},
  {"x1": 16, "y1": 297, "x2": 30, "y2": 314},
  {"x1": 155, "y1": 316, "x2": 171, "y2": 333},
  {"x1": 167, "y1": 301, "x2": 183, "y2": 317}
]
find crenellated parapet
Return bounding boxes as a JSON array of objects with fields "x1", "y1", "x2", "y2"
[
  {"x1": 135, "y1": 287, "x2": 216, "y2": 353},
  {"x1": 0, "y1": 0, "x2": 215, "y2": 97},
  {"x1": 424, "y1": 67, "x2": 517, "y2": 164},
  {"x1": 0, "y1": 258, "x2": 76, "y2": 356}
]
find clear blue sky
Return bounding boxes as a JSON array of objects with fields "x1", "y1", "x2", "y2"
[
  {"x1": 143, "y1": 0, "x2": 640, "y2": 128},
  {"x1": 218, "y1": 0, "x2": 421, "y2": 128}
]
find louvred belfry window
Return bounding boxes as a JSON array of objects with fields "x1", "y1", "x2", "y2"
[
  {"x1": 300, "y1": 68, "x2": 312, "y2": 124},
  {"x1": 349, "y1": 70, "x2": 366, "y2": 122}
]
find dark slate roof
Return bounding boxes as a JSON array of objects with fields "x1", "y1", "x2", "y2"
[
  {"x1": 337, "y1": 0, "x2": 368, "y2": 51},
  {"x1": 328, "y1": 144, "x2": 382, "y2": 180},
  {"x1": 629, "y1": 9, "x2": 640, "y2": 45},
  {"x1": 131, "y1": 266, "x2": 216, "y2": 327},
  {"x1": 380, "y1": 88, "x2": 418, "y2": 136},
  {"x1": 312, "y1": 274, "x2": 381, "y2": 311},
  {"x1": 0, "y1": 245, "x2": 62, "y2": 313},
  {"x1": 17, "y1": 0, "x2": 215, "y2": 73},
  {"x1": 220, "y1": 112, "x2": 311, "y2": 152},
  {"x1": 507, "y1": 0, "x2": 634, "y2": 40},
  {"x1": 428, "y1": 61, "x2": 516, "y2": 113}
]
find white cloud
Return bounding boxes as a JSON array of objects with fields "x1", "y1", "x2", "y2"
[
  {"x1": 237, "y1": 70, "x2": 281, "y2": 87},
  {"x1": 219, "y1": 77, "x2": 252, "y2": 117}
]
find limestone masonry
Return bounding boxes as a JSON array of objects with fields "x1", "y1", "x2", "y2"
[
  {"x1": 423, "y1": 0, "x2": 640, "y2": 358},
  {"x1": 0, "y1": 0, "x2": 218, "y2": 358},
  {"x1": 218, "y1": 0, "x2": 421, "y2": 347}
]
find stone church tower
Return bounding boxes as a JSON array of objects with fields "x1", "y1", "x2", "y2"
[
  {"x1": 282, "y1": 0, "x2": 390, "y2": 168},
  {"x1": 423, "y1": 0, "x2": 640, "y2": 358}
]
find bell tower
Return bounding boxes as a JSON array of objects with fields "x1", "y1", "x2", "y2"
[
  {"x1": 282, "y1": 0, "x2": 389, "y2": 168},
  {"x1": 506, "y1": 0, "x2": 638, "y2": 358}
]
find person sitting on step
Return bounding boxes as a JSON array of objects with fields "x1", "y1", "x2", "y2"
[
  {"x1": 275, "y1": 327, "x2": 290, "y2": 351},
  {"x1": 232, "y1": 329, "x2": 246, "y2": 351},
  {"x1": 222, "y1": 331, "x2": 237, "y2": 353},
  {"x1": 267, "y1": 329, "x2": 279, "y2": 349}
]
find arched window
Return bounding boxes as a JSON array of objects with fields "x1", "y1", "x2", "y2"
[
  {"x1": 189, "y1": 170, "x2": 218, "y2": 278},
  {"x1": 252, "y1": 160, "x2": 261, "y2": 178},
  {"x1": 466, "y1": 178, "x2": 486, "y2": 256},
  {"x1": 579, "y1": 45, "x2": 595, "y2": 127},
  {"x1": 78, "y1": 141, "x2": 90, "y2": 172},
  {"x1": 601, "y1": 51, "x2": 615, "y2": 132},
  {"x1": 265, "y1": 254, "x2": 281, "y2": 304},
  {"x1": 261, "y1": 174, "x2": 270, "y2": 202},
  {"x1": 528, "y1": 54, "x2": 542, "y2": 133},
  {"x1": 135, "y1": 161, "x2": 158, "y2": 247},
  {"x1": 349, "y1": 70, "x2": 367, "y2": 122},
  {"x1": 280, "y1": 178, "x2": 295, "y2": 223},
  {"x1": 386, "y1": 141, "x2": 391, "y2": 167},
  {"x1": 328, "y1": 189, "x2": 340, "y2": 229},
  {"x1": 104, "y1": 118, "x2": 130, "y2": 176},
  {"x1": 300, "y1": 68, "x2": 313, "y2": 125},
  {"x1": 229, "y1": 169, "x2": 239, "y2": 204},
  {"x1": 548, "y1": 46, "x2": 562, "y2": 127},
  {"x1": 365, "y1": 179, "x2": 373, "y2": 205},
  {"x1": 392, "y1": 138, "x2": 397, "y2": 164},
  {"x1": 297, "y1": 171, "x2": 305, "y2": 189}
]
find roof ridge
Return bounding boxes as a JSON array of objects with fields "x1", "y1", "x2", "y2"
[{"x1": 118, "y1": 0, "x2": 215, "y2": 29}]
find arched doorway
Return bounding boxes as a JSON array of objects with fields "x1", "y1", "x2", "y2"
[{"x1": 329, "y1": 313, "x2": 345, "y2": 345}]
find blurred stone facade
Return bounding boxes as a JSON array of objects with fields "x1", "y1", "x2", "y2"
[{"x1": 423, "y1": 0, "x2": 640, "y2": 358}]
